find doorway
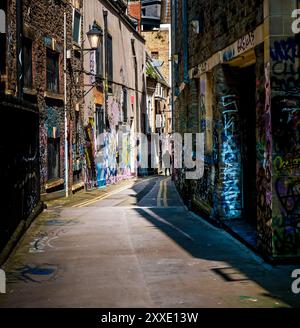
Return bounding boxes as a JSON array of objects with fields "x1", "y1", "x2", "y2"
[{"x1": 237, "y1": 64, "x2": 257, "y2": 225}]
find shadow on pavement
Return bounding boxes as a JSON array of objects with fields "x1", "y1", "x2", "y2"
[{"x1": 134, "y1": 207, "x2": 300, "y2": 308}]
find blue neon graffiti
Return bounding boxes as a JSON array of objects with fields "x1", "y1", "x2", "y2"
[{"x1": 221, "y1": 95, "x2": 242, "y2": 218}]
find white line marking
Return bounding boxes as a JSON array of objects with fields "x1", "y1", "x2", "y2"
[{"x1": 142, "y1": 208, "x2": 194, "y2": 241}]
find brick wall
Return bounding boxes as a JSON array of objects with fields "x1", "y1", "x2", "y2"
[
  {"x1": 128, "y1": 0, "x2": 142, "y2": 32},
  {"x1": 173, "y1": 0, "x2": 263, "y2": 84},
  {"x1": 142, "y1": 29, "x2": 170, "y2": 84},
  {"x1": 6, "y1": 0, "x2": 85, "y2": 193}
]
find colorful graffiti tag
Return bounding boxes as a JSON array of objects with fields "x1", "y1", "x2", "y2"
[
  {"x1": 270, "y1": 37, "x2": 300, "y2": 94},
  {"x1": 256, "y1": 61, "x2": 273, "y2": 254},
  {"x1": 220, "y1": 95, "x2": 242, "y2": 219},
  {"x1": 272, "y1": 95, "x2": 300, "y2": 256}
]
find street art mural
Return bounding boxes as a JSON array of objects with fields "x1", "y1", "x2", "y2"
[
  {"x1": 84, "y1": 84, "x2": 133, "y2": 189},
  {"x1": 40, "y1": 106, "x2": 63, "y2": 190},
  {"x1": 105, "y1": 130, "x2": 118, "y2": 184},
  {"x1": 272, "y1": 95, "x2": 300, "y2": 256},
  {"x1": 220, "y1": 95, "x2": 242, "y2": 219},
  {"x1": 258, "y1": 36, "x2": 300, "y2": 256},
  {"x1": 84, "y1": 117, "x2": 97, "y2": 189},
  {"x1": 256, "y1": 56, "x2": 273, "y2": 255},
  {"x1": 13, "y1": 148, "x2": 39, "y2": 218},
  {"x1": 270, "y1": 37, "x2": 300, "y2": 94}
]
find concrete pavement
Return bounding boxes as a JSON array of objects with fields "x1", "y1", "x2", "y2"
[{"x1": 0, "y1": 176, "x2": 299, "y2": 308}]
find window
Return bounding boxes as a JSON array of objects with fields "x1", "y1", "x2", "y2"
[
  {"x1": 72, "y1": 9, "x2": 81, "y2": 44},
  {"x1": 0, "y1": 9, "x2": 5, "y2": 34},
  {"x1": 107, "y1": 34, "x2": 113, "y2": 92},
  {"x1": 122, "y1": 88, "x2": 128, "y2": 122},
  {"x1": 46, "y1": 50, "x2": 59, "y2": 93},
  {"x1": 0, "y1": 7, "x2": 6, "y2": 76},
  {"x1": 151, "y1": 51, "x2": 159, "y2": 60},
  {"x1": 0, "y1": 34, "x2": 5, "y2": 75},
  {"x1": 47, "y1": 137, "x2": 60, "y2": 180},
  {"x1": 95, "y1": 105, "x2": 104, "y2": 135},
  {"x1": 155, "y1": 83, "x2": 161, "y2": 97},
  {"x1": 96, "y1": 41, "x2": 103, "y2": 77},
  {"x1": 23, "y1": 38, "x2": 32, "y2": 88},
  {"x1": 142, "y1": 113, "x2": 146, "y2": 134}
]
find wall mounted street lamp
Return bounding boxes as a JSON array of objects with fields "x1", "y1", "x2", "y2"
[
  {"x1": 79, "y1": 21, "x2": 104, "y2": 98},
  {"x1": 86, "y1": 21, "x2": 103, "y2": 51}
]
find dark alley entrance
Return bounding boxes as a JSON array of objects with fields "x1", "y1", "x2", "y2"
[
  {"x1": 220, "y1": 60, "x2": 258, "y2": 249},
  {"x1": 238, "y1": 64, "x2": 257, "y2": 226}
]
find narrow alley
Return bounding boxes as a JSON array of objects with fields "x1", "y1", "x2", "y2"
[
  {"x1": 1, "y1": 0, "x2": 300, "y2": 316},
  {"x1": 0, "y1": 176, "x2": 299, "y2": 308}
]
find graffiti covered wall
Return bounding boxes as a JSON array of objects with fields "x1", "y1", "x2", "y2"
[
  {"x1": 40, "y1": 105, "x2": 65, "y2": 192},
  {"x1": 269, "y1": 36, "x2": 300, "y2": 257},
  {"x1": 270, "y1": 38, "x2": 300, "y2": 256},
  {"x1": 213, "y1": 65, "x2": 242, "y2": 220},
  {"x1": 255, "y1": 44, "x2": 273, "y2": 255}
]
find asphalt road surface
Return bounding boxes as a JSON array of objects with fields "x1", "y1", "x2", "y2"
[{"x1": 0, "y1": 176, "x2": 299, "y2": 307}]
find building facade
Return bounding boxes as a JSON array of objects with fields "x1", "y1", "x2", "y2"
[
  {"x1": 142, "y1": 0, "x2": 172, "y2": 143},
  {"x1": 0, "y1": 0, "x2": 85, "y2": 256},
  {"x1": 172, "y1": 0, "x2": 300, "y2": 259},
  {"x1": 83, "y1": 0, "x2": 147, "y2": 187},
  {"x1": 146, "y1": 53, "x2": 170, "y2": 173}
]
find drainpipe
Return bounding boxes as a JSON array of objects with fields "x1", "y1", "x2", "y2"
[
  {"x1": 131, "y1": 39, "x2": 139, "y2": 134},
  {"x1": 171, "y1": 0, "x2": 176, "y2": 133},
  {"x1": 16, "y1": 0, "x2": 23, "y2": 98},
  {"x1": 64, "y1": 12, "x2": 69, "y2": 197},
  {"x1": 131, "y1": 38, "x2": 140, "y2": 176},
  {"x1": 182, "y1": 0, "x2": 189, "y2": 84},
  {"x1": 103, "y1": 10, "x2": 108, "y2": 130}
]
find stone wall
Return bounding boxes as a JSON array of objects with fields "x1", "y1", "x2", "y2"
[{"x1": 5, "y1": 0, "x2": 85, "y2": 193}]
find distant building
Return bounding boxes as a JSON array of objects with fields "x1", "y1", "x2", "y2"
[
  {"x1": 146, "y1": 53, "x2": 170, "y2": 173},
  {"x1": 146, "y1": 53, "x2": 170, "y2": 134},
  {"x1": 141, "y1": 0, "x2": 172, "y2": 135},
  {"x1": 141, "y1": 0, "x2": 170, "y2": 30},
  {"x1": 83, "y1": 0, "x2": 147, "y2": 186},
  {"x1": 127, "y1": 0, "x2": 142, "y2": 33}
]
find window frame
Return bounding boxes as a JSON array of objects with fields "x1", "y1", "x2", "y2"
[
  {"x1": 72, "y1": 8, "x2": 82, "y2": 45},
  {"x1": 0, "y1": 7, "x2": 6, "y2": 76},
  {"x1": 107, "y1": 34, "x2": 113, "y2": 88},
  {"x1": 95, "y1": 105, "x2": 104, "y2": 135},
  {"x1": 47, "y1": 137, "x2": 61, "y2": 181},
  {"x1": 46, "y1": 49, "x2": 60, "y2": 93},
  {"x1": 23, "y1": 37, "x2": 33, "y2": 89},
  {"x1": 122, "y1": 88, "x2": 128, "y2": 123}
]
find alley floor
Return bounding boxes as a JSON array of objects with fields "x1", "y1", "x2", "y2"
[{"x1": 0, "y1": 176, "x2": 299, "y2": 308}]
